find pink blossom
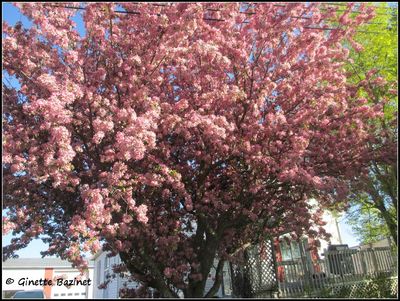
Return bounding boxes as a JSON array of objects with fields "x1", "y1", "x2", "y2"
[
  {"x1": 164, "y1": 267, "x2": 173, "y2": 278},
  {"x1": 134, "y1": 204, "x2": 148, "y2": 224}
]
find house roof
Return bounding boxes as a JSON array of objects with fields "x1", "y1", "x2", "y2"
[{"x1": 3, "y1": 257, "x2": 94, "y2": 269}]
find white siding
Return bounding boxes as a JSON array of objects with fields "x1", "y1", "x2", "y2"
[
  {"x1": 93, "y1": 252, "x2": 107, "y2": 299},
  {"x1": 104, "y1": 256, "x2": 118, "y2": 298},
  {"x1": 92, "y1": 252, "x2": 139, "y2": 299}
]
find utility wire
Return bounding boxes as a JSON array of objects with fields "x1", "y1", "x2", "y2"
[
  {"x1": 318, "y1": 6, "x2": 397, "y2": 17},
  {"x1": 32, "y1": 4, "x2": 400, "y2": 34},
  {"x1": 324, "y1": 2, "x2": 399, "y2": 11},
  {"x1": 229, "y1": 11, "x2": 397, "y2": 26}
]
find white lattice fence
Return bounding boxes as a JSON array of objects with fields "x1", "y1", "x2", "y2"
[
  {"x1": 313, "y1": 275, "x2": 399, "y2": 298},
  {"x1": 230, "y1": 240, "x2": 278, "y2": 297}
]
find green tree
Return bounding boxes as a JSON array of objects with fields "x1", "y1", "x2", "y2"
[
  {"x1": 344, "y1": 3, "x2": 398, "y2": 245},
  {"x1": 346, "y1": 197, "x2": 392, "y2": 244}
]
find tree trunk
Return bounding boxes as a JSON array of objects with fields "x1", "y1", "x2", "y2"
[
  {"x1": 204, "y1": 259, "x2": 225, "y2": 298},
  {"x1": 368, "y1": 180, "x2": 398, "y2": 246},
  {"x1": 185, "y1": 228, "x2": 223, "y2": 298},
  {"x1": 379, "y1": 207, "x2": 398, "y2": 246}
]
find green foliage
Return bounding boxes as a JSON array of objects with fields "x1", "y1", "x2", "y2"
[
  {"x1": 350, "y1": 4, "x2": 398, "y2": 74},
  {"x1": 345, "y1": 200, "x2": 391, "y2": 244},
  {"x1": 348, "y1": 3, "x2": 398, "y2": 99},
  {"x1": 313, "y1": 273, "x2": 397, "y2": 298},
  {"x1": 351, "y1": 273, "x2": 397, "y2": 298},
  {"x1": 341, "y1": 3, "x2": 398, "y2": 245},
  {"x1": 346, "y1": 3, "x2": 398, "y2": 126}
]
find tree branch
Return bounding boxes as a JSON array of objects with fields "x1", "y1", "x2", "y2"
[{"x1": 204, "y1": 259, "x2": 225, "y2": 298}]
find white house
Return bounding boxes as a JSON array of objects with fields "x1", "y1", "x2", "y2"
[
  {"x1": 2, "y1": 257, "x2": 94, "y2": 299},
  {"x1": 92, "y1": 250, "x2": 233, "y2": 298}
]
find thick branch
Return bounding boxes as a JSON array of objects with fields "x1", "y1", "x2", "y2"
[{"x1": 204, "y1": 259, "x2": 225, "y2": 298}]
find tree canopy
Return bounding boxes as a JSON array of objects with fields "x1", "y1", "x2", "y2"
[{"x1": 2, "y1": 3, "x2": 391, "y2": 297}]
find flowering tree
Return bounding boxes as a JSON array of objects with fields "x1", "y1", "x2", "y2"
[{"x1": 3, "y1": 3, "x2": 385, "y2": 297}]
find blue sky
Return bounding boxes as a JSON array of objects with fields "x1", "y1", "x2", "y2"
[{"x1": 2, "y1": 2, "x2": 360, "y2": 258}]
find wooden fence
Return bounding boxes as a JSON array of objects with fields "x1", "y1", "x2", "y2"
[
  {"x1": 275, "y1": 246, "x2": 397, "y2": 298},
  {"x1": 229, "y1": 244, "x2": 398, "y2": 298}
]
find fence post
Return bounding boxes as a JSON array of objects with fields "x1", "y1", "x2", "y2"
[
  {"x1": 370, "y1": 248, "x2": 379, "y2": 275},
  {"x1": 360, "y1": 250, "x2": 367, "y2": 276},
  {"x1": 387, "y1": 237, "x2": 396, "y2": 272},
  {"x1": 387, "y1": 236, "x2": 392, "y2": 251},
  {"x1": 299, "y1": 240, "x2": 312, "y2": 296}
]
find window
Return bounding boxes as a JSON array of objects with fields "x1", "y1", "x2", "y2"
[
  {"x1": 74, "y1": 293, "x2": 79, "y2": 296},
  {"x1": 97, "y1": 260, "x2": 102, "y2": 285},
  {"x1": 105, "y1": 256, "x2": 109, "y2": 270},
  {"x1": 68, "y1": 293, "x2": 73, "y2": 296},
  {"x1": 290, "y1": 241, "x2": 301, "y2": 259},
  {"x1": 81, "y1": 292, "x2": 86, "y2": 296},
  {"x1": 280, "y1": 240, "x2": 301, "y2": 261},
  {"x1": 61, "y1": 293, "x2": 66, "y2": 296}
]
